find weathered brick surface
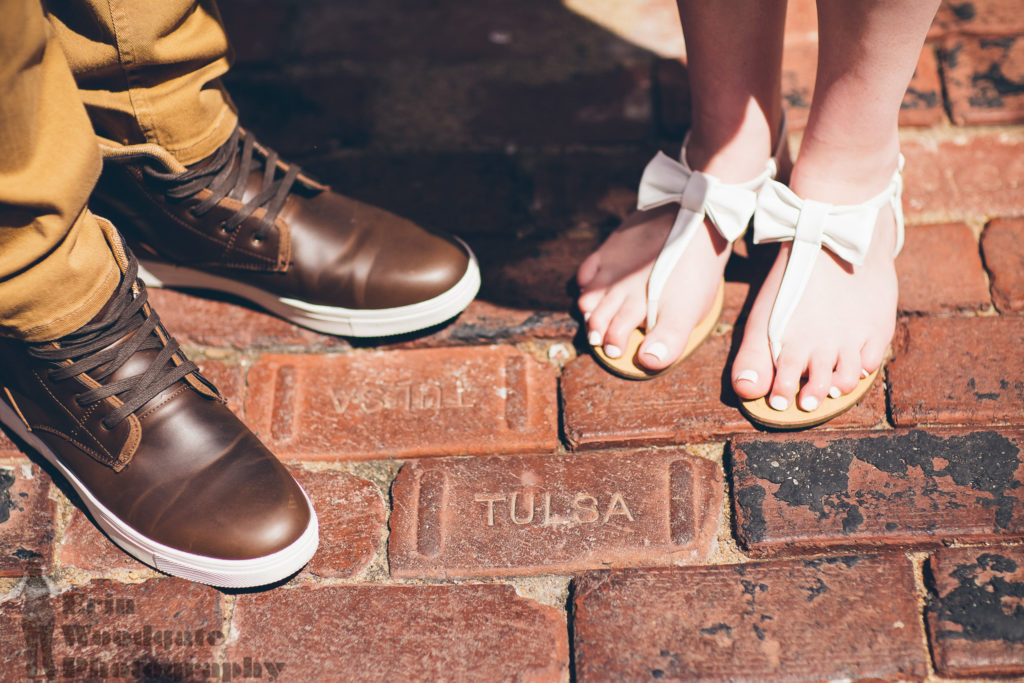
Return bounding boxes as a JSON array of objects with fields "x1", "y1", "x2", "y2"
[
  {"x1": 193, "y1": 360, "x2": 245, "y2": 415},
  {"x1": 573, "y1": 554, "x2": 928, "y2": 681},
  {"x1": 562, "y1": 333, "x2": 886, "y2": 449},
  {"x1": 889, "y1": 316, "x2": 1024, "y2": 426},
  {"x1": 306, "y1": 153, "x2": 530, "y2": 239},
  {"x1": 59, "y1": 509, "x2": 144, "y2": 573},
  {"x1": 730, "y1": 428, "x2": 1024, "y2": 556},
  {"x1": 475, "y1": 236, "x2": 599, "y2": 313},
  {"x1": 942, "y1": 35, "x2": 1024, "y2": 126},
  {"x1": 470, "y1": 65, "x2": 653, "y2": 146},
  {"x1": 931, "y1": 0, "x2": 1024, "y2": 38},
  {"x1": 228, "y1": 583, "x2": 568, "y2": 681},
  {"x1": 291, "y1": 469, "x2": 385, "y2": 579},
  {"x1": 928, "y1": 546, "x2": 1024, "y2": 677},
  {"x1": 0, "y1": 461, "x2": 54, "y2": 576},
  {"x1": 982, "y1": 217, "x2": 1024, "y2": 313},
  {"x1": 896, "y1": 222, "x2": 991, "y2": 313},
  {"x1": 245, "y1": 347, "x2": 558, "y2": 460},
  {"x1": 901, "y1": 134, "x2": 1024, "y2": 220},
  {"x1": 389, "y1": 449, "x2": 722, "y2": 578},
  {"x1": 2, "y1": 578, "x2": 223, "y2": 681},
  {"x1": 781, "y1": 42, "x2": 944, "y2": 131}
]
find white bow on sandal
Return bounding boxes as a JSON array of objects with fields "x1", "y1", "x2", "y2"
[
  {"x1": 592, "y1": 118, "x2": 787, "y2": 380},
  {"x1": 740, "y1": 154, "x2": 905, "y2": 427}
]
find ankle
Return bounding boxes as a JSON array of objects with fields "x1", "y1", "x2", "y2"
[
  {"x1": 685, "y1": 107, "x2": 778, "y2": 183},
  {"x1": 789, "y1": 132, "x2": 900, "y2": 204}
]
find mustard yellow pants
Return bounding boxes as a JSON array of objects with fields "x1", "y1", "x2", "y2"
[{"x1": 0, "y1": 0, "x2": 237, "y2": 341}]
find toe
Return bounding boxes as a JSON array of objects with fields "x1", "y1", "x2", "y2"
[
  {"x1": 603, "y1": 296, "x2": 646, "y2": 359},
  {"x1": 860, "y1": 336, "x2": 887, "y2": 375},
  {"x1": 832, "y1": 344, "x2": 863, "y2": 395},
  {"x1": 585, "y1": 289, "x2": 625, "y2": 347},
  {"x1": 637, "y1": 308, "x2": 702, "y2": 371},
  {"x1": 576, "y1": 250, "x2": 602, "y2": 289},
  {"x1": 798, "y1": 351, "x2": 834, "y2": 412},
  {"x1": 732, "y1": 323, "x2": 774, "y2": 400},
  {"x1": 768, "y1": 345, "x2": 808, "y2": 411}
]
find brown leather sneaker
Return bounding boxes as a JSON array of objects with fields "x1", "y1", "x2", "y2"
[
  {"x1": 91, "y1": 126, "x2": 480, "y2": 337},
  {"x1": 0, "y1": 222, "x2": 317, "y2": 587}
]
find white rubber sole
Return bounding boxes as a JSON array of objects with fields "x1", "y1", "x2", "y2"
[
  {"x1": 0, "y1": 400, "x2": 318, "y2": 588},
  {"x1": 137, "y1": 241, "x2": 481, "y2": 337}
]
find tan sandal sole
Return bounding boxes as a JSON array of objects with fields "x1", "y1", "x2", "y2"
[
  {"x1": 592, "y1": 282, "x2": 724, "y2": 380},
  {"x1": 739, "y1": 366, "x2": 879, "y2": 429}
]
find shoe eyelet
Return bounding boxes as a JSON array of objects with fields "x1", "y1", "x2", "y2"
[
  {"x1": 251, "y1": 236, "x2": 264, "y2": 245},
  {"x1": 218, "y1": 221, "x2": 230, "y2": 234}
]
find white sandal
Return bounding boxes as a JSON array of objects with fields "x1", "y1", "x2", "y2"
[
  {"x1": 740, "y1": 154, "x2": 905, "y2": 427},
  {"x1": 592, "y1": 117, "x2": 787, "y2": 379}
]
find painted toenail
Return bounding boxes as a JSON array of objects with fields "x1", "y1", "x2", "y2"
[
  {"x1": 645, "y1": 342, "x2": 668, "y2": 362},
  {"x1": 861, "y1": 368, "x2": 870, "y2": 378},
  {"x1": 588, "y1": 331, "x2": 602, "y2": 346},
  {"x1": 604, "y1": 345, "x2": 622, "y2": 359},
  {"x1": 828, "y1": 386, "x2": 842, "y2": 399},
  {"x1": 735, "y1": 369, "x2": 758, "y2": 384},
  {"x1": 799, "y1": 396, "x2": 819, "y2": 412},
  {"x1": 768, "y1": 395, "x2": 788, "y2": 411},
  {"x1": 583, "y1": 311, "x2": 591, "y2": 322}
]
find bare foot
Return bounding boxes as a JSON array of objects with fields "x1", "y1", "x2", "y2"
[
  {"x1": 578, "y1": 117, "x2": 776, "y2": 372},
  {"x1": 732, "y1": 138, "x2": 901, "y2": 413}
]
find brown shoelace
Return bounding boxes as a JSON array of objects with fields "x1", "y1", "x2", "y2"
[{"x1": 29, "y1": 255, "x2": 204, "y2": 429}]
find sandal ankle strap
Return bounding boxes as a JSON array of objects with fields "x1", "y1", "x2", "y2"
[
  {"x1": 753, "y1": 154, "x2": 905, "y2": 361},
  {"x1": 635, "y1": 113, "x2": 788, "y2": 330}
]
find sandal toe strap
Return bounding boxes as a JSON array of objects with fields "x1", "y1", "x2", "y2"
[
  {"x1": 753, "y1": 156, "x2": 905, "y2": 361},
  {"x1": 637, "y1": 152, "x2": 773, "y2": 329}
]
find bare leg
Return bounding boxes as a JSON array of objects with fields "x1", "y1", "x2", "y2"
[
  {"x1": 732, "y1": 0, "x2": 941, "y2": 411},
  {"x1": 578, "y1": 0, "x2": 786, "y2": 370}
]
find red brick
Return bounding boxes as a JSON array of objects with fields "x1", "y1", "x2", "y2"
[
  {"x1": 389, "y1": 449, "x2": 722, "y2": 578},
  {"x1": 730, "y1": 427, "x2": 1024, "y2": 556},
  {"x1": 889, "y1": 316, "x2": 1024, "y2": 426},
  {"x1": 928, "y1": 546, "x2": 1024, "y2": 677},
  {"x1": 896, "y1": 223, "x2": 991, "y2": 313},
  {"x1": 982, "y1": 217, "x2": 1024, "y2": 313},
  {"x1": 475, "y1": 236, "x2": 601, "y2": 313},
  {"x1": 58, "y1": 509, "x2": 145, "y2": 573},
  {"x1": 225, "y1": 69, "x2": 374, "y2": 155},
  {"x1": 228, "y1": 583, "x2": 568, "y2": 681},
  {"x1": 573, "y1": 554, "x2": 928, "y2": 681},
  {"x1": 150, "y1": 288, "x2": 331, "y2": 350},
  {"x1": 469, "y1": 65, "x2": 652, "y2": 145},
  {"x1": 784, "y1": 0, "x2": 818, "y2": 41},
  {"x1": 562, "y1": 333, "x2": 886, "y2": 450},
  {"x1": 385, "y1": 300, "x2": 576, "y2": 349},
  {"x1": 306, "y1": 152, "x2": 530, "y2": 239},
  {"x1": 902, "y1": 134, "x2": 1024, "y2": 221},
  {"x1": 290, "y1": 469, "x2": 385, "y2": 579},
  {"x1": 902, "y1": 46, "x2": 946, "y2": 127},
  {"x1": 782, "y1": 42, "x2": 944, "y2": 131},
  {"x1": 245, "y1": 347, "x2": 558, "y2": 460},
  {"x1": 942, "y1": 35, "x2": 1024, "y2": 126},
  {"x1": 1, "y1": 578, "x2": 223, "y2": 681},
  {"x1": 0, "y1": 460, "x2": 54, "y2": 576},
  {"x1": 931, "y1": 0, "x2": 1024, "y2": 39},
  {"x1": 527, "y1": 147, "x2": 652, "y2": 235}
]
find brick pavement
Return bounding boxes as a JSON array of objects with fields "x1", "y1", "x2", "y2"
[{"x1": 2, "y1": 0, "x2": 1023, "y2": 680}]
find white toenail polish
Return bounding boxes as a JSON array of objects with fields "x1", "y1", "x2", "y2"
[
  {"x1": 768, "y1": 395, "x2": 788, "y2": 411},
  {"x1": 861, "y1": 368, "x2": 870, "y2": 378},
  {"x1": 604, "y1": 345, "x2": 622, "y2": 359},
  {"x1": 583, "y1": 311, "x2": 591, "y2": 322},
  {"x1": 828, "y1": 386, "x2": 842, "y2": 399},
  {"x1": 588, "y1": 331, "x2": 602, "y2": 346},
  {"x1": 736, "y1": 369, "x2": 758, "y2": 384},
  {"x1": 646, "y1": 342, "x2": 667, "y2": 361},
  {"x1": 800, "y1": 396, "x2": 819, "y2": 412}
]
